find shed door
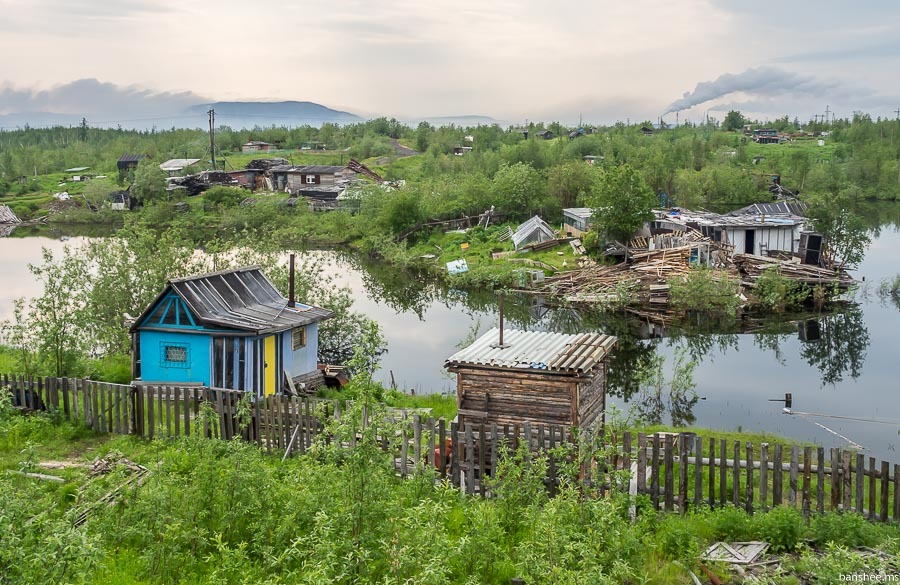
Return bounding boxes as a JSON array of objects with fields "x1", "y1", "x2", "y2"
[
  {"x1": 744, "y1": 229, "x2": 756, "y2": 254},
  {"x1": 263, "y1": 335, "x2": 277, "y2": 396}
]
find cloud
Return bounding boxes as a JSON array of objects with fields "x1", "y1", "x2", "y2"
[
  {"x1": 0, "y1": 78, "x2": 207, "y2": 119},
  {"x1": 663, "y1": 67, "x2": 849, "y2": 115}
]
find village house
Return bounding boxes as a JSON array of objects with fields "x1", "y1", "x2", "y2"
[
  {"x1": 130, "y1": 266, "x2": 332, "y2": 395},
  {"x1": 445, "y1": 327, "x2": 617, "y2": 431},
  {"x1": 117, "y1": 154, "x2": 145, "y2": 178},
  {"x1": 241, "y1": 140, "x2": 274, "y2": 153},
  {"x1": 452, "y1": 146, "x2": 473, "y2": 156},
  {"x1": 270, "y1": 164, "x2": 357, "y2": 200},
  {"x1": 159, "y1": 158, "x2": 201, "y2": 176}
]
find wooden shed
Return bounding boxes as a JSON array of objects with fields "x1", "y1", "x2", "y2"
[{"x1": 445, "y1": 328, "x2": 616, "y2": 432}]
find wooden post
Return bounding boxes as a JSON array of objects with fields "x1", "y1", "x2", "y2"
[
  {"x1": 465, "y1": 425, "x2": 475, "y2": 496},
  {"x1": 664, "y1": 434, "x2": 674, "y2": 512},
  {"x1": 745, "y1": 443, "x2": 754, "y2": 514},
  {"x1": 438, "y1": 418, "x2": 447, "y2": 478},
  {"x1": 719, "y1": 438, "x2": 728, "y2": 506},
  {"x1": 413, "y1": 415, "x2": 422, "y2": 471},
  {"x1": 637, "y1": 433, "x2": 647, "y2": 496},
  {"x1": 855, "y1": 453, "x2": 865, "y2": 514},
  {"x1": 789, "y1": 446, "x2": 799, "y2": 507},
  {"x1": 478, "y1": 424, "x2": 486, "y2": 497},
  {"x1": 708, "y1": 438, "x2": 715, "y2": 507},
  {"x1": 816, "y1": 447, "x2": 825, "y2": 514},
  {"x1": 693, "y1": 436, "x2": 702, "y2": 509},
  {"x1": 803, "y1": 446, "x2": 812, "y2": 519},
  {"x1": 490, "y1": 423, "x2": 498, "y2": 487},
  {"x1": 869, "y1": 456, "x2": 877, "y2": 521},
  {"x1": 732, "y1": 441, "x2": 740, "y2": 506},
  {"x1": 650, "y1": 434, "x2": 660, "y2": 510},
  {"x1": 678, "y1": 434, "x2": 688, "y2": 514},
  {"x1": 760, "y1": 444, "x2": 769, "y2": 512},
  {"x1": 841, "y1": 450, "x2": 852, "y2": 512},
  {"x1": 773, "y1": 444, "x2": 783, "y2": 506},
  {"x1": 449, "y1": 421, "x2": 459, "y2": 488},
  {"x1": 881, "y1": 461, "x2": 890, "y2": 522},
  {"x1": 830, "y1": 448, "x2": 840, "y2": 511},
  {"x1": 400, "y1": 413, "x2": 409, "y2": 479}
]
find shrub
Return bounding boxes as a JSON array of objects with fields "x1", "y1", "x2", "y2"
[
  {"x1": 754, "y1": 505, "x2": 803, "y2": 553},
  {"x1": 709, "y1": 504, "x2": 753, "y2": 542},
  {"x1": 810, "y1": 512, "x2": 880, "y2": 548},
  {"x1": 669, "y1": 267, "x2": 741, "y2": 315},
  {"x1": 753, "y1": 266, "x2": 808, "y2": 312}
]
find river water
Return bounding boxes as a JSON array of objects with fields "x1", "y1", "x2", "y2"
[{"x1": 2, "y1": 211, "x2": 899, "y2": 459}]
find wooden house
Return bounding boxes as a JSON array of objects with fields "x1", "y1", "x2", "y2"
[
  {"x1": 117, "y1": 154, "x2": 145, "y2": 173},
  {"x1": 270, "y1": 165, "x2": 357, "y2": 200},
  {"x1": 241, "y1": 140, "x2": 274, "y2": 153},
  {"x1": 130, "y1": 266, "x2": 332, "y2": 395},
  {"x1": 445, "y1": 328, "x2": 617, "y2": 431},
  {"x1": 562, "y1": 207, "x2": 594, "y2": 237}
]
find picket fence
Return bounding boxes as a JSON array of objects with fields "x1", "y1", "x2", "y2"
[{"x1": 5, "y1": 373, "x2": 899, "y2": 520}]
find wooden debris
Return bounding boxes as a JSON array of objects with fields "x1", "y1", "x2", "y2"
[
  {"x1": 0, "y1": 205, "x2": 22, "y2": 224},
  {"x1": 701, "y1": 541, "x2": 769, "y2": 565},
  {"x1": 733, "y1": 253, "x2": 855, "y2": 290}
]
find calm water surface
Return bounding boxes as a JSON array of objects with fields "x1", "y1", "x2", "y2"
[{"x1": 2, "y1": 216, "x2": 898, "y2": 458}]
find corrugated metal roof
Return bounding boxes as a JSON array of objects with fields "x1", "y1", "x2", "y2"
[
  {"x1": 563, "y1": 207, "x2": 593, "y2": 220},
  {"x1": 118, "y1": 154, "x2": 145, "y2": 163},
  {"x1": 159, "y1": 158, "x2": 201, "y2": 171},
  {"x1": 445, "y1": 328, "x2": 616, "y2": 374},
  {"x1": 730, "y1": 201, "x2": 807, "y2": 216},
  {"x1": 133, "y1": 266, "x2": 332, "y2": 335},
  {"x1": 270, "y1": 165, "x2": 347, "y2": 174},
  {"x1": 512, "y1": 216, "x2": 556, "y2": 250}
]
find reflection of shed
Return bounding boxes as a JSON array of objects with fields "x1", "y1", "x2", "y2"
[
  {"x1": 512, "y1": 215, "x2": 556, "y2": 250},
  {"x1": 130, "y1": 266, "x2": 333, "y2": 395},
  {"x1": 445, "y1": 328, "x2": 617, "y2": 430},
  {"x1": 563, "y1": 207, "x2": 593, "y2": 237}
]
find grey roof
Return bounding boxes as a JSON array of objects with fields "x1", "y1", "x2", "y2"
[
  {"x1": 654, "y1": 208, "x2": 805, "y2": 229},
  {"x1": 64, "y1": 166, "x2": 90, "y2": 172},
  {"x1": 159, "y1": 158, "x2": 201, "y2": 171},
  {"x1": 133, "y1": 266, "x2": 332, "y2": 335},
  {"x1": 118, "y1": 154, "x2": 145, "y2": 163},
  {"x1": 512, "y1": 215, "x2": 556, "y2": 250},
  {"x1": 445, "y1": 328, "x2": 616, "y2": 374},
  {"x1": 271, "y1": 165, "x2": 347, "y2": 174},
  {"x1": 730, "y1": 201, "x2": 807, "y2": 216},
  {"x1": 563, "y1": 207, "x2": 593, "y2": 220}
]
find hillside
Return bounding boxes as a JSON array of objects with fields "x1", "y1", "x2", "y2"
[{"x1": 186, "y1": 101, "x2": 364, "y2": 128}]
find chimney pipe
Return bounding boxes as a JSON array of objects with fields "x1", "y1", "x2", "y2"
[
  {"x1": 288, "y1": 253, "x2": 296, "y2": 308},
  {"x1": 499, "y1": 294, "x2": 504, "y2": 347}
]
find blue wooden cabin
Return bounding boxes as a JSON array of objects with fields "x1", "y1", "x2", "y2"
[{"x1": 130, "y1": 266, "x2": 333, "y2": 396}]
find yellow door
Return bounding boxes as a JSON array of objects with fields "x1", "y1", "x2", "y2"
[{"x1": 263, "y1": 335, "x2": 277, "y2": 396}]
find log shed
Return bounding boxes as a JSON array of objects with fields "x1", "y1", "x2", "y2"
[{"x1": 444, "y1": 328, "x2": 616, "y2": 432}]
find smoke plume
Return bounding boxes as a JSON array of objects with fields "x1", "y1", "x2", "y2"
[{"x1": 663, "y1": 67, "x2": 844, "y2": 115}]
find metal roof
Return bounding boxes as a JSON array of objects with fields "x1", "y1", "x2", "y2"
[
  {"x1": 563, "y1": 207, "x2": 593, "y2": 220},
  {"x1": 132, "y1": 266, "x2": 332, "y2": 335},
  {"x1": 118, "y1": 154, "x2": 145, "y2": 163},
  {"x1": 512, "y1": 215, "x2": 556, "y2": 250},
  {"x1": 64, "y1": 166, "x2": 90, "y2": 172},
  {"x1": 159, "y1": 158, "x2": 201, "y2": 171},
  {"x1": 654, "y1": 208, "x2": 805, "y2": 229},
  {"x1": 730, "y1": 201, "x2": 807, "y2": 216},
  {"x1": 270, "y1": 165, "x2": 347, "y2": 174},
  {"x1": 445, "y1": 328, "x2": 616, "y2": 374}
]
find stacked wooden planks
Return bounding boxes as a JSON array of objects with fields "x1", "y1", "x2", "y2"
[{"x1": 733, "y1": 254, "x2": 855, "y2": 290}]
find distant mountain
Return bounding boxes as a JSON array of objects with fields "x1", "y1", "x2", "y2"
[
  {"x1": 405, "y1": 115, "x2": 505, "y2": 127},
  {"x1": 186, "y1": 101, "x2": 364, "y2": 128}
]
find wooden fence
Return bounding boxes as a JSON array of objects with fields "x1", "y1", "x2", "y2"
[{"x1": 5, "y1": 374, "x2": 899, "y2": 521}]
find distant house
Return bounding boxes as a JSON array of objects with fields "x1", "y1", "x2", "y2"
[
  {"x1": 270, "y1": 165, "x2": 357, "y2": 200},
  {"x1": 445, "y1": 328, "x2": 617, "y2": 430},
  {"x1": 536, "y1": 130, "x2": 554, "y2": 140},
  {"x1": 563, "y1": 207, "x2": 594, "y2": 237},
  {"x1": 511, "y1": 215, "x2": 556, "y2": 250},
  {"x1": 640, "y1": 126, "x2": 654, "y2": 136},
  {"x1": 117, "y1": 154, "x2": 145, "y2": 175},
  {"x1": 64, "y1": 167, "x2": 92, "y2": 181},
  {"x1": 583, "y1": 155, "x2": 603, "y2": 165},
  {"x1": 452, "y1": 146, "x2": 473, "y2": 156},
  {"x1": 300, "y1": 142, "x2": 327, "y2": 150},
  {"x1": 241, "y1": 140, "x2": 274, "y2": 153},
  {"x1": 130, "y1": 266, "x2": 333, "y2": 395}
]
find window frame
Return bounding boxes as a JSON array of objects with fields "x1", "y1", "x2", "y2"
[
  {"x1": 161, "y1": 342, "x2": 189, "y2": 368},
  {"x1": 291, "y1": 327, "x2": 306, "y2": 350}
]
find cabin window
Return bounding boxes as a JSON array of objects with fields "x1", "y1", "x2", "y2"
[
  {"x1": 306, "y1": 175, "x2": 316, "y2": 184},
  {"x1": 213, "y1": 337, "x2": 242, "y2": 390},
  {"x1": 161, "y1": 343, "x2": 189, "y2": 367},
  {"x1": 292, "y1": 327, "x2": 306, "y2": 350}
]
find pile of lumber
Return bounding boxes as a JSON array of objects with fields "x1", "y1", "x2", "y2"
[
  {"x1": 536, "y1": 246, "x2": 698, "y2": 305},
  {"x1": 733, "y1": 254, "x2": 855, "y2": 290},
  {"x1": 0, "y1": 204, "x2": 21, "y2": 224}
]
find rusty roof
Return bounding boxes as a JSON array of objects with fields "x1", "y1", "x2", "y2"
[{"x1": 445, "y1": 328, "x2": 616, "y2": 374}]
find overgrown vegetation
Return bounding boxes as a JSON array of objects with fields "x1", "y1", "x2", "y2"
[{"x1": 2, "y1": 391, "x2": 899, "y2": 585}]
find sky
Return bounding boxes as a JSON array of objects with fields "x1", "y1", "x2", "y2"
[{"x1": 1, "y1": 0, "x2": 899, "y2": 125}]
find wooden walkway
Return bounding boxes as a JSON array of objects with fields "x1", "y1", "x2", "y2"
[{"x1": 4, "y1": 373, "x2": 898, "y2": 521}]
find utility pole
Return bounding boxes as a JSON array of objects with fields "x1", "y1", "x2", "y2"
[
  {"x1": 208, "y1": 108, "x2": 216, "y2": 170},
  {"x1": 824, "y1": 105, "x2": 831, "y2": 125},
  {"x1": 894, "y1": 107, "x2": 900, "y2": 120}
]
